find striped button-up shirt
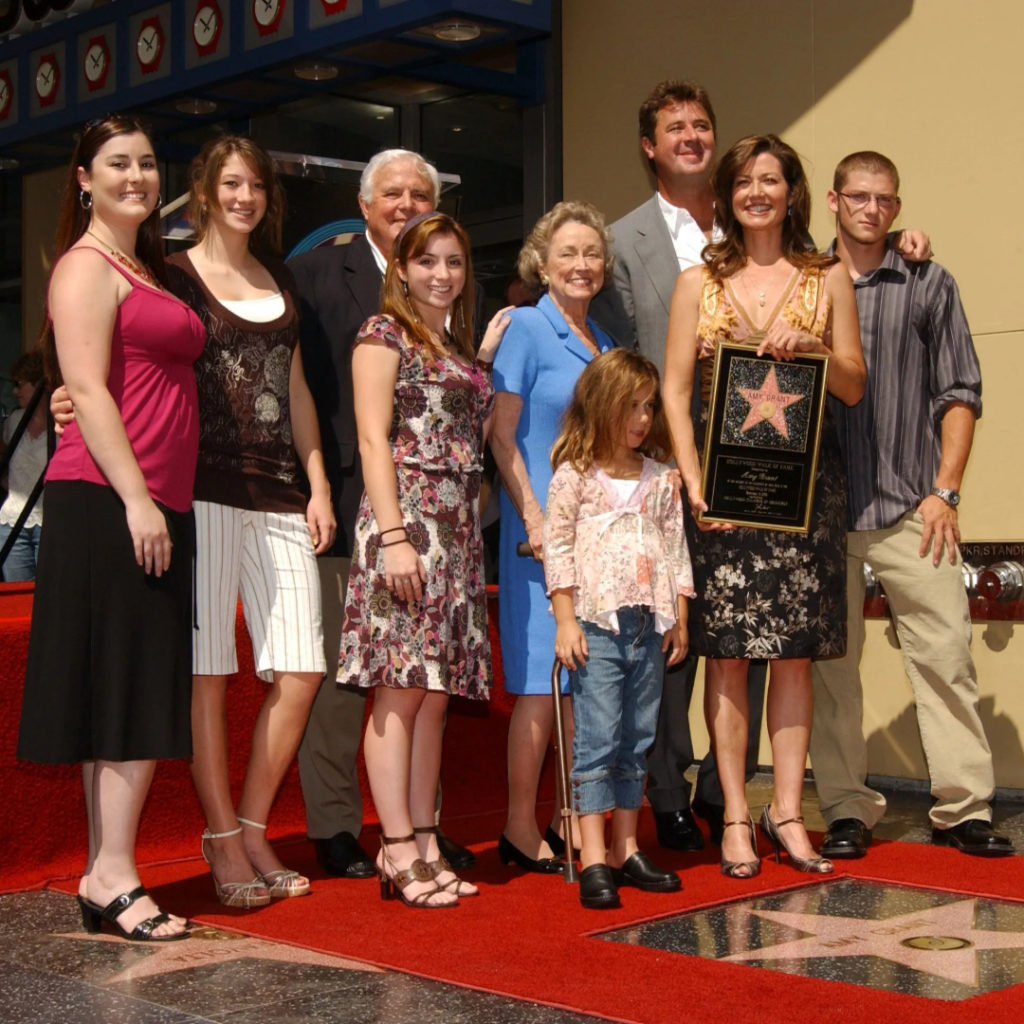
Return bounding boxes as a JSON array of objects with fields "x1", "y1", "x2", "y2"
[{"x1": 828, "y1": 245, "x2": 982, "y2": 532}]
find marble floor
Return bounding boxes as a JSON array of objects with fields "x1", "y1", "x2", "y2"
[{"x1": 3, "y1": 775, "x2": 1022, "y2": 1024}]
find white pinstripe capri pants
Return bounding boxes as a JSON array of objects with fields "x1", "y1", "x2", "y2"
[{"x1": 193, "y1": 500, "x2": 326, "y2": 682}]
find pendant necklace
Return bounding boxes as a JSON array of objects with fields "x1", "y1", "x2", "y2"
[
  {"x1": 85, "y1": 230, "x2": 156, "y2": 286},
  {"x1": 739, "y1": 264, "x2": 782, "y2": 308}
]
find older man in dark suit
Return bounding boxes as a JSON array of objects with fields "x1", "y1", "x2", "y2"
[{"x1": 290, "y1": 149, "x2": 473, "y2": 877}]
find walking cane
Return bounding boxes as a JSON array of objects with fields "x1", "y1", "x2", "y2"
[{"x1": 517, "y1": 541, "x2": 578, "y2": 882}]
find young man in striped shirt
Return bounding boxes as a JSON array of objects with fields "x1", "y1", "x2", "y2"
[{"x1": 810, "y1": 151, "x2": 1012, "y2": 859}]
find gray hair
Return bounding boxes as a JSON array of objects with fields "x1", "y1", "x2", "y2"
[
  {"x1": 517, "y1": 200, "x2": 614, "y2": 291},
  {"x1": 359, "y1": 149, "x2": 441, "y2": 207}
]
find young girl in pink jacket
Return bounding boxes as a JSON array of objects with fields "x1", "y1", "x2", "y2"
[{"x1": 544, "y1": 348, "x2": 694, "y2": 909}]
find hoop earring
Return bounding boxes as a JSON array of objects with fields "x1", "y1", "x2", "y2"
[
  {"x1": 79, "y1": 190, "x2": 92, "y2": 210},
  {"x1": 786, "y1": 205, "x2": 792, "y2": 218},
  {"x1": 155, "y1": 193, "x2": 163, "y2": 209},
  {"x1": 401, "y1": 279, "x2": 408, "y2": 295}
]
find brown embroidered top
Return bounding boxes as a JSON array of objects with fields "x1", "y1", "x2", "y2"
[{"x1": 167, "y1": 251, "x2": 305, "y2": 513}]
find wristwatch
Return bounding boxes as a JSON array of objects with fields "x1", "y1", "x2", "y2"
[{"x1": 931, "y1": 487, "x2": 960, "y2": 507}]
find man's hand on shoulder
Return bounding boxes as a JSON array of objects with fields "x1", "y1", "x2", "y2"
[
  {"x1": 892, "y1": 228, "x2": 932, "y2": 262},
  {"x1": 917, "y1": 493, "x2": 960, "y2": 566}
]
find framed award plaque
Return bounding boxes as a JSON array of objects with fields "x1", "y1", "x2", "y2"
[{"x1": 699, "y1": 342, "x2": 829, "y2": 533}]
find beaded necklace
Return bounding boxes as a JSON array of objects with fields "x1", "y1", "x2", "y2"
[{"x1": 85, "y1": 230, "x2": 156, "y2": 286}]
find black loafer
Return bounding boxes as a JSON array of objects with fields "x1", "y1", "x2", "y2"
[
  {"x1": 691, "y1": 798, "x2": 726, "y2": 846},
  {"x1": 932, "y1": 819, "x2": 1014, "y2": 857},
  {"x1": 821, "y1": 818, "x2": 872, "y2": 859},
  {"x1": 579, "y1": 864, "x2": 620, "y2": 909},
  {"x1": 314, "y1": 831, "x2": 376, "y2": 879},
  {"x1": 610, "y1": 851, "x2": 681, "y2": 893},
  {"x1": 437, "y1": 829, "x2": 475, "y2": 870},
  {"x1": 654, "y1": 808, "x2": 704, "y2": 852},
  {"x1": 498, "y1": 834, "x2": 564, "y2": 874}
]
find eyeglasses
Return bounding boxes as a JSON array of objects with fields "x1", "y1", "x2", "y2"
[{"x1": 837, "y1": 191, "x2": 900, "y2": 212}]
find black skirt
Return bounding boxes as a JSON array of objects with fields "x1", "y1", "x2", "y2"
[{"x1": 17, "y1": 481, "x2": 195, "y2": 764}]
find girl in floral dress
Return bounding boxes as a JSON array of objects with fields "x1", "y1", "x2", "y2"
[
  {"x1": 339, "y1": 211, "x2": 512, "y2": 908},
  {"x1": 544, "y1": 349, "x2": 694, "y2": 909}
]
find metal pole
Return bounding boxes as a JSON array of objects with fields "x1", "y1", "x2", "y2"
[
  {"x1": 550, "y1": 657, "x2": 578, "y2": 883},
  {"x1": 516, "y1": 539, "x2": 578, "y2": 882}
]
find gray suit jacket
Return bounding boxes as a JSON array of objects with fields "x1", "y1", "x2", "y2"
[{"x1": 591, "y1": 195, "x2": 680, "y2": 373}]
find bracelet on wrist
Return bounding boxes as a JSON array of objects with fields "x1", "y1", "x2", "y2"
[
  {"x1": 380, "y1": 526, "x2": 407, "y2": 538},
  {"x1": 474, "y1": 358, "x2": 494, "y2": 374},
  {"x1": 380, "y1": 536, "x2": 410, "y2": 548}
]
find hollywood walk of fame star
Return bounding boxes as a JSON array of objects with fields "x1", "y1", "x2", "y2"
[
  {"x1": 56, "y1": 925, "x2": 382, "y2": 985},
  {"x1": 736, "y1": 365, "x2": 804, "y2": 439},
  {"x1": 721, "y1": 898, "x2": 1024, "y2": 987}
]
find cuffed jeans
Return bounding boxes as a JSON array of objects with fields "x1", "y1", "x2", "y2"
[{"x1": 570, "y1": 607, "x2": 664, "y2": 815}]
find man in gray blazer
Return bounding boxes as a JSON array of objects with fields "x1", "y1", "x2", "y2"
[{"x1": 591, "y1": 81, "x2": 767, "y2": 851}]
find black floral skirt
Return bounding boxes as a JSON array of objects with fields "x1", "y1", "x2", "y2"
[{"x1": 685, "y1": 414, "x2": 848, "y2": 660}]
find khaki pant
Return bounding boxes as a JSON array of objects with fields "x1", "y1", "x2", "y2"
[
  {"x1": 811, "y1": 511, "x2": 995, "y2": 829},
  {"x1": 297, "y1": 557, "x2": 368, "y2": 839}
]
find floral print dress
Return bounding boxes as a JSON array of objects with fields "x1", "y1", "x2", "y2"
[
  {"x1": 688, "y1": 266, "x2": 847, "y2": 659},
  {"x1": 339, "y1": 315, "x2": 494, "y2": 698}
]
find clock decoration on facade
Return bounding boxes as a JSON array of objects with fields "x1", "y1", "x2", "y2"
[
  {"x1": 34, "y1": 52, "x2": 60, "y2": 107},
  {"x1": 253, "y1": 0, "x2": 285, "y2": 37},
  {"x1": 136, "y1": 15, "x2": 164, "y2": 74},
  {"x1": 83, "y1": 36, "x2": 110, "y2": 91},
  {"x1": 193, "y1": 1, "x2": 223, "y2": 57},
  {"x1": 0, "y1": 69, "x2": 12, "y2": 120}
]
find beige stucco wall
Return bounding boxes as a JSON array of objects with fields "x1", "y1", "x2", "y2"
[{"x1": 563, "y1": 0, "x2": 1024, "y2": 787}]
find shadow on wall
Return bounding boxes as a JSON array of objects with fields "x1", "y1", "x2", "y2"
[
  {"x1": 866, "y1": 694, "x2": 1024, "y2": 791},
  {"x1": 563, "y1": 0, "x2": 914, "y2": 218},
  {"x1": 637, "y1": 1, "x2": 916, "y2": 189}
]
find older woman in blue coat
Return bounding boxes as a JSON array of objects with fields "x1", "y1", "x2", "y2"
[{"x1": 491, "y1": 201, "x2": 616, "y2": 872}]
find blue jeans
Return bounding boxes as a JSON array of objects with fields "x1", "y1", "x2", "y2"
[
  {"x1": 0, "y1": 522, "x2": 41, "y2": 581},
  {"x1": 570, "y1": 607, "x2": 664, "y2": 815}
]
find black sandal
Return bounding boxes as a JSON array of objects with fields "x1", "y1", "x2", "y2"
[{"x1": 77, "y1": 885, "x2": 190, "y2": 942}]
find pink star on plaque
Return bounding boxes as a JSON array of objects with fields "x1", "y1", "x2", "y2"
[{"x1": 736, "y1": 365, "x2": 804, "y2": 439}]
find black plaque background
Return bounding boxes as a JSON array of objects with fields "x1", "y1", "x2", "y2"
[{"x1": 700, "y1": 343, "x2": 829, "y2": 532}]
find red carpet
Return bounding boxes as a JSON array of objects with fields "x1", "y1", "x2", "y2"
[
  {"x1": 46, "y1": 829, "x2": 1024, "y2": 1024},
  {"x1": 1, "y1": 585, "x2": 522, "y2": 891},
  {"x1": 5, "y1": 583, "x2": 1024, "y2": 1022}
]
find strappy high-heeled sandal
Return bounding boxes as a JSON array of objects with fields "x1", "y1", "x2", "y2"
[
  {"x1": 759, "y1": 806, "x2": 834, "y2": 874},
  {"x1": 378, "y1": 833, "x2": 458, "y2": 908},
  {"x1": 77, "y1": 885, "x2": 190, "y2": 942},
  {"x1": 720, "y1": 818, "x2": 762, "y2": 879},
  {"x1": 238, "y1": 817, "x2": 311, "y2": 898},
  {"x1": 413, "y1": 825, "x2": 479, "y2": 897},
  {"x1": 201, "y1": 824, "x2": 272, "y2": 908}
]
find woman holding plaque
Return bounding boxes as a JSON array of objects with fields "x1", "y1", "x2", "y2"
[{"x1": 663, "y1": 135, "x2": 864, "y2": 879}]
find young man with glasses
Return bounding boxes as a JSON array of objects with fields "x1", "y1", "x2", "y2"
[{"x1": 810, "y1": 151, "x2": 1013, "y2": 859}]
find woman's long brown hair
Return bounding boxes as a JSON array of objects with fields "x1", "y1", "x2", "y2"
[{"x1": 38, "y1": 114, "x2": 167, "y2": 385}]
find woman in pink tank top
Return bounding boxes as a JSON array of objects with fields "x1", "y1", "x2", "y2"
[{"x1": 18, "y1": 115, "x2": 204, "y2": 943}]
